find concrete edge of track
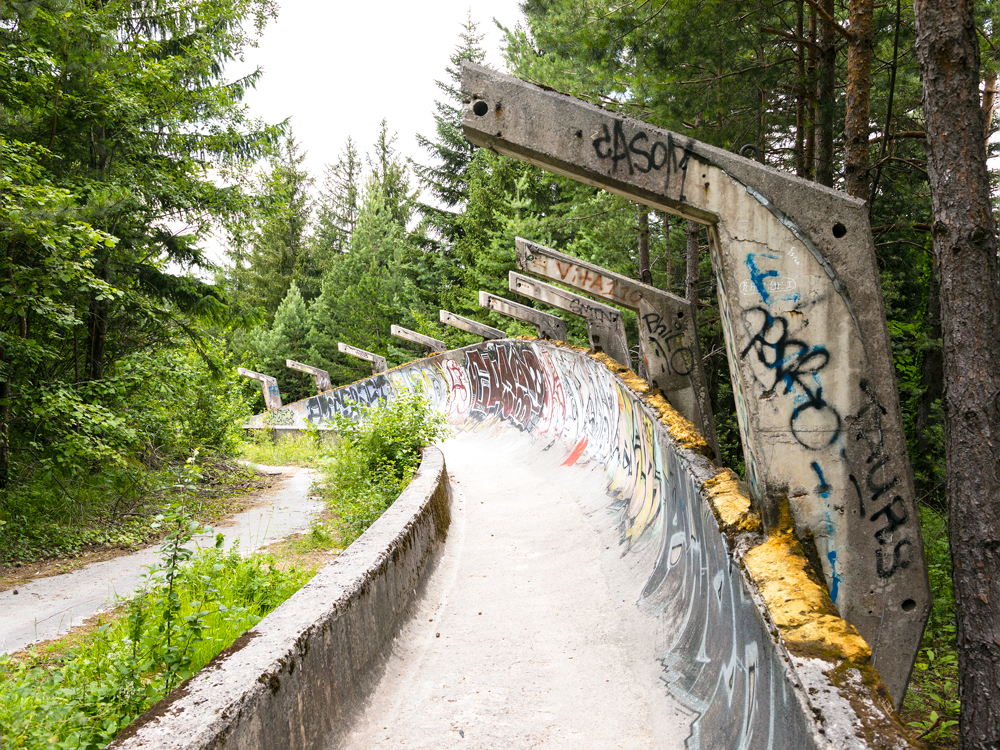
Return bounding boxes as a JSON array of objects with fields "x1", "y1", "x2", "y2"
[
  {"x1": 108, "y1": 446, "x2": 451, "y2": 750},
  {"x1": 115, "y1": 339, "x2": 917, "y2": 749}
]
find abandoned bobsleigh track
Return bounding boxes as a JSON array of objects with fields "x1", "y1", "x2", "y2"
[{"x1": 111, "y1": 340, "x2": 914, "y2": 750}]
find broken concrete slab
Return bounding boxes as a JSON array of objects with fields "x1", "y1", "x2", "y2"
[
  {"x1": 285, "y1": 360, "x2": 331, "y2": 394},
  {"x1": 479, "y1": 290, "x2": 566, "y2": 341},
  {"x1": 391, "y1": 324, "x2": 447, "y2": 352},
  {"x1": 338, "y1": 343, "x2": 387, "y2": 375},
  {"x1": 237, "y1": 367, "x2": 282, "y2": 410},
  {"x1": 515, "y1": 237, "x2": 718, "y2": 458},
  {"x1": 439, "y1": 309, "x2": 505, "y2": 340},
  {"x1": 508, "y1": 271, "x2": 631, "y2": 369}
]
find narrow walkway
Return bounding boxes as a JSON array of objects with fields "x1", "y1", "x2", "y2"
[
  {"x1": 339, "y1": 436, "x2": 688, "y2": 749},
  {"x1": 0, "y1": 465, "x2": 321, "y2": 655}
]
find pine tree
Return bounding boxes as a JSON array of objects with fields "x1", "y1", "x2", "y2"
[
  {"x1": 414, "y1": 13, "x2": 486, "y2": 244},
  {"x1": 313, "y1": 138, "x2": 362, "y2": 261}
]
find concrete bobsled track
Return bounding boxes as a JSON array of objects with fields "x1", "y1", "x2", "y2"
[{"x1": 114, "y1": 340, "x2": 915, "y2": 749}]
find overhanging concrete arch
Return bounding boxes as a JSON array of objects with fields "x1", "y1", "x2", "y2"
[
  {"x1": 229, "y1": 340, "x2": 913, "y2": 749},
  {"x1": 460, "y1": 63, "x2": 928, "y2": 705}
]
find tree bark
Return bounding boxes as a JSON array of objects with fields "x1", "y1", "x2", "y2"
[
  {"x1": 685, "y1": 220, "x2": 700, "y2": 306},
  {"x1": 796, "y1": 0, "x2": 807, "y2": 177},
  {"x1": 914, "y1": 1, "x2": 1000, "y2": 746},
  {"x1": 661, "y1": 212, "x2": 674, "y2": 294},
  {"x1": 815, "y1": 0, "x2": 836, "y2": 186},
  {"x1": 805, "y1": 8, "x2": 818, "y2": 180},
  {"x1": 638, "y1": 208, "x2": 651, "y2": 283},
  {"x1": 844, "y1": 0, "x2": 873, "y2": 200}
]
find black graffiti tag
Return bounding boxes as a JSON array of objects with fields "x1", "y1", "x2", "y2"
[
  {"x1": 642, "y1": 312, "x2": 695, "y2": 377},
  {"x1": 739, "y1": 306, "x2": 840, "y2": 450},
  {"x1": 592, "y1": 121, "x2": 694, "y2": 200},
  {"x1": 847, "y1": 380, "x2": 914, "y2": 579}
]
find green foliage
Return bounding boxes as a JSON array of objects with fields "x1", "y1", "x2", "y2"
[
  {"x1": 240, "y1": 431, "x2": 325, "y2": 468},
  {"x1": 903, "y1": 505, "x2": 959, "y2": 744},
  {"x1": 321, "y1": 390, "x2": 449, "y2": 544},
  {"x1": 0, "y1": 513, "x2": 311, "y2": 749}
]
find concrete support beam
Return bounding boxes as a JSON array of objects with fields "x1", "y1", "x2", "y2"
[
  {"x1": 509, "y1": 271, "x2": 630, "y2": 369},
  {"x1": 338, "y1": 343, "x2": 387, "y2": 375},
  {"x1": 285, "y1": 359, "x2": 332, "y2": 394},
  {"x1": 391, "y1": 325, "x2": 447, "y2": 353},
  {"x1": 478, "y1": 291, "x2": 566, "y2": 341},
  {"x1": 515, "y1": 238, "x2": 718, "y2": 457},
  {"x1": 237, "y1": 368, "x2": 282, "y2": 410},
  {"x1": 462, "y1": 62, "x2": 929, "y2": 705},
  {"x1": 439, "y1": 310, "x2": 505, "y2": 341}
]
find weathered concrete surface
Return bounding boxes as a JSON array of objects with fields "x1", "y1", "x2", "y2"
[
  {"x1": 478, "y1": 290, "x2": 566, "y2": 340},
  {"x1": 340, "y1": 435, "x2": 688, "y2": 749},
  {"x1": 509, "y1": 270, "x2": 630, "y2": 368},
  {"x1": 0, "y1": 467, "x2": 320, "y2": 655},
  {"x1": 236, "y1": 341, "x2": 914, "y2": 749},
  {"x1": 462, "y1": 63, "x2": 928, "y2": 705},
  {"x1": 238, "y1": 367, "x2": 282, "y2": 410},
  {"x1": 391, "y1": 324, "x2": 447, "y2": 352},
  {"x1": 286, "y1": 359, "x2": 332, "y2": 394},
  {"x1": 109, "y1": 449, "x2": 451, "y2": 750},
  {"x1": 515, "y1": 237, "x2": 718, "y2": 458},
  {"x1": 338, "y1": 342, "x2": 387, "y2": 374},
  {"x1": 439, "y1": 309, "x2": 505, "y2": 340}
]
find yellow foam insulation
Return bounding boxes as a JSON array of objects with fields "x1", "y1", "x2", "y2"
[
  {"x1": 743, "y1": 505, "x2": 872, "y2": 663},
  {"x1": 703, "y1": 471, "x2": 761, "y2": 534},
  {"x1": 585, "y1": 351, "x2": 714, "y2": 458}
]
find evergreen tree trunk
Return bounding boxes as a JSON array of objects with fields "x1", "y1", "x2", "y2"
[
  {"x1": 805, "y1": 8, "x2": 818, "y2": 180},
  {"x1": 914, "y1": 1, "x2": 1000, "y2": 746},
  {"x1": 915, "y1": 265, "x2": 943, "y2": 494},
  {"x1": 816, "y1": 0, "x2": 836, "y2": 186},
  {"x1": 662, "y1": 212, "x2": 674, "y2": 294},
  {"x1": 638, "y1": 208, "x2": 651, "y2": 283},
  {"x1": 796, "y1": 0, "x2": 807, "y2": 177},
  {"x1": 685, "y1": 220, "x2": 700, "y2": 306},
  {"x1": 845, "y1": 0, "x2": 873, "y2": 200}
]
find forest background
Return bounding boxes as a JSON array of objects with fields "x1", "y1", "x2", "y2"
[{"x1": 1, "y1": 0, "x2": 997, "y2": 745}]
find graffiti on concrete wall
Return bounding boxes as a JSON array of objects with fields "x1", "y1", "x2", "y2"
[{"x1": 247, "y1": 339, "x2": 822, "y2": 748}]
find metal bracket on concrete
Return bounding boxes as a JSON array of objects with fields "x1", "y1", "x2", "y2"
[
  {"x1": 285, "y1": 359, "x2": 332, "y2": 394},
  {"x1": 463, "y1": 61, "x2": 929, "y2": 706},
  {"x1": 391, "y1": 324, "x2": 447, "y2": 353},
  {"x1": 509, "y1": 271, "x2": 630, "y2": 369},
  {"x1": 440, "y1": 309, "x2": 505, "y2": 341},
  {"x1": 515, "y1": 237, "x2": 718, "y2": 456},
  {"x1": 237, "y1": 367, "x2": 282, "y2": 410},
  {"x1": 479, "y1": 290, "x2": 566, "y2": 341},
  {"x1": 338, "y1": 343, "x2": 387, "y2": 375}
]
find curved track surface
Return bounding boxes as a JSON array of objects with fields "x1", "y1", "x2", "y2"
[
  {"x1": 245, "y1": 338, "x2": 910, "y2": 749},
  {"x1": 341, "y1": 434, "x2": 689, "y2": 749}
]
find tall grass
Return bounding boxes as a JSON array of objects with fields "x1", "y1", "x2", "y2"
[{"x1": 0, "y1": 525, "x2": 312, "y2": 749}]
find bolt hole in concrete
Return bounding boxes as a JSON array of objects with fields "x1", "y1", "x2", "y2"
[
  {"x1": 832, "y1": 221, "x2": 847, "y2": 238},
  {"x1": 472, "y1": 100, "x2": 488, "y2": 116},
  {"x1": 901, "y1": 598, "x2": 917, "y2": 612}
]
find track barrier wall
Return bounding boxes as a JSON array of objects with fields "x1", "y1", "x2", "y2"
[{"x1": 119, "y1": 340, "x2": 914, "y2": 749}]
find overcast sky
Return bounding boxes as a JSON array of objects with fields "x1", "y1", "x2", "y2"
[{"x1": 232, "y1": 0, "x2": 527, "y2": 183}]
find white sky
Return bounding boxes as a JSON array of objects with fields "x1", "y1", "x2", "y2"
[{"x1": 232, "y1": 0, "x2": 527, "y2": 183}]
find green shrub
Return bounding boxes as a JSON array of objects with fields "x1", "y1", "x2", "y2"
[
  {"x1": 0, "y1": 509, "x2": 312, "y2": 749},
  {"x1": 321, "y1": 390, "x2": 449, "y2": 543}
]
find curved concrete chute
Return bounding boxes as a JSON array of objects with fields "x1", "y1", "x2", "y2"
[
  {"x1": 460, "y1": 64, "x2": 928, "y2": 705},
  {"x1": 233, "y1": 340, "x2": 912, "y2": 749}
]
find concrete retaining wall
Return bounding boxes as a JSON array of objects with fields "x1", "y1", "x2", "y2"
[
  {"x1": 246, "y1": 339, "x2": 915, "y2": 749},
  {"x1": 109, "y1": 447, "x2": 451, "y2": 750}
]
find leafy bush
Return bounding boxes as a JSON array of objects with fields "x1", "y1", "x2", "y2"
[
  {"x1": 0, "y1": 509, "x2": 312, "y2": 750},
  {"x1": 322, "y1": 390, "x2": 449, "y2": 543}
]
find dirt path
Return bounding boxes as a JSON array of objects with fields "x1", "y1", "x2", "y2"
[{"x1": 0, "y1": 465, "x2": 322, "y2": 655}]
